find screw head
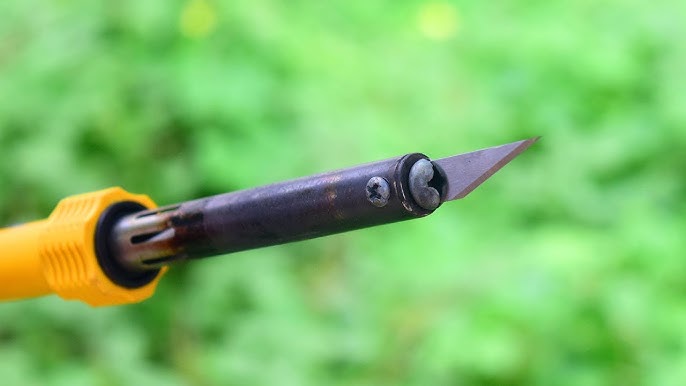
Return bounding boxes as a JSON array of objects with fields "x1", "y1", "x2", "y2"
[{"x1": 366, "y1": 177, "x2": 390, "y2": 207}]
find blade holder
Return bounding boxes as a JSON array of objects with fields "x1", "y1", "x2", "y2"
[{"x1": 111, "y1": 154, "x2": 440, "y2": 271}]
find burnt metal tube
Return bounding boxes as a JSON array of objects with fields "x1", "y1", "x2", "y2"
[{"x1": 110, "y1": 153, "x2": 447, "y2": 271}]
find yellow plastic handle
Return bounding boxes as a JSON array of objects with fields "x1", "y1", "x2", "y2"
[
  {"x1": 0, "y1": 220, "x2": 51, "y2": 300},
  {"x1": 0, "y1": 187, "x2": 165, "y2": 306}
]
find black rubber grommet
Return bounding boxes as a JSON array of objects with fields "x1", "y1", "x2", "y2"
[{"x1": 95, "y1": 201, "x2": 161, "y2": 289}]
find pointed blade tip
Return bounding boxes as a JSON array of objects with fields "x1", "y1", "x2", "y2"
[
  {"x1": 523, "y1": 135, "x2": 541, "y2": 146},
  {"x1": 509, "y1": 136, "x2": 540, "y2": 150},
  {"x1": 437, "y1": 136, "x2": 539, "y2": 201}
]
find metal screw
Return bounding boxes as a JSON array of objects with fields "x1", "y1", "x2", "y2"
[
  {"x1": 366, "y1": 177, "x2": 390, "y2": 207},
  {"x1": 409, "y1": 159, "x2": 441, "y2": 210}
]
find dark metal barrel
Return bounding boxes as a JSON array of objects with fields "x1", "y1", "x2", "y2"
[{"x1": 110, "y1": 153, "x2": 444, "y2": 271}]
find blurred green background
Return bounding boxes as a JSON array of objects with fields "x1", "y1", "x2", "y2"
[{"x1": 0, "y1": 0, "x2": 685, "y2": 385}]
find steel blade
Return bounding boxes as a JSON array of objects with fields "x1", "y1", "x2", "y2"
[{"x1": 434, "y1": 137, "x2": 539, "y2": 201}]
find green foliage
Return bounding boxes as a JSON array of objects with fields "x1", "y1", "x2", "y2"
[{"x1": 0, "y1": 0, "x2": 685, "y2": 385}]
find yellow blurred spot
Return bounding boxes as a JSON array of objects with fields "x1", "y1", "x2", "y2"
[
  {"x1": 180, "y1": 0, "x2": 217, "y2": 39},
  {"x1": 417, "y1": 2, "x2": 459, "y2": 40}
]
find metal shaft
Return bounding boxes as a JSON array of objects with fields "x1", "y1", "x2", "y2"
[{"x1": 111, "y1": 153, "x2": 446, "y2": 271}]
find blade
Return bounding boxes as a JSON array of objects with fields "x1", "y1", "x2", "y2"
[{"x1": 433, "y1": 137, "x2": 539, "y2": 201}]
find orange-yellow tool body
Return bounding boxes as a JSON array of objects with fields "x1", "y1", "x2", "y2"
[{"x1": 0, "y1": 188, "x2": 164, "y2": 306}]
